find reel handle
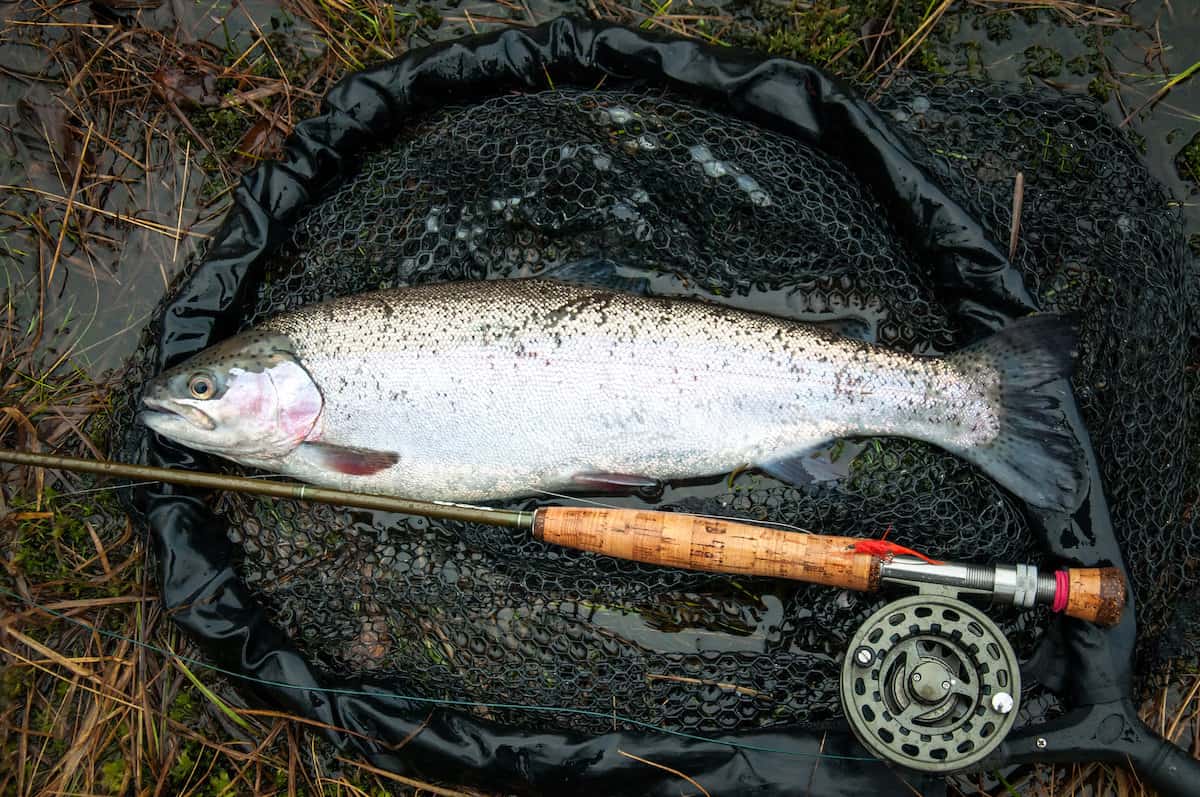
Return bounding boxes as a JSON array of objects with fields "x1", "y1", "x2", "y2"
[
  {"x1": 1060, "y1": 566, "x2": 1126, "y2": 627},
  {"x1": 532, "y1": 507, "x2": 880, "y2": 590}
]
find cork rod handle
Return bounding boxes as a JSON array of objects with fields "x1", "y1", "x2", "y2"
[
  {"x1": 1063, "y1": 567, "x2": 1126, "y2": 627},
  {"x1": 532, "y1": 506, "x2": 881, "y2": 591}
]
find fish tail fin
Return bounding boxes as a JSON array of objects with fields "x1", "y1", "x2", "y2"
[{"x1": 947, "y1": 314, "x2": 1087, "y2": 513}]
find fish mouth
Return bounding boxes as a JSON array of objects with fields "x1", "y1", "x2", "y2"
[{"x1": 140, "y1": 397, "x2": 216, "y2": 431}]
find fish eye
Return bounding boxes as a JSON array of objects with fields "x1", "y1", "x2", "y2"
[{"x1": 188, "y1": 374, "x2": 215, "y2": 399}]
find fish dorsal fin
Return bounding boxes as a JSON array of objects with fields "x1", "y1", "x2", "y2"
[
  {"x1": 299, "y1": 441, "x2": 399, "y2": 476},
  {"x1": 536, "y1": 258, "x2": 654, "y2": 295}
]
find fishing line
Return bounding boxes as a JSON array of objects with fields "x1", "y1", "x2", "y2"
[
  {"x1": 51, "y1": 473, "x2": 284, "y2": 499},
  {"x1": 528, "y1": 488, "x2": 818, "y2": 535},
  {"x1": 0, "y1": 584, "x2": 878, "y2": 762},
  {"x1": 24, "y1": 464, "x2": 819, "y2": 535}
]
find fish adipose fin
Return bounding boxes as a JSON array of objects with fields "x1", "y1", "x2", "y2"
[
  {"x1": 947, "y1": 314, "x2": 1088, "y2": 514},
  {"x1": 299, "y1": 442, "x2": 399, "y2": 476}
]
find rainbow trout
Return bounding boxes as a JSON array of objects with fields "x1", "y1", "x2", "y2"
[{"x1": 140, "y1": 279, "x2": 1084, "y2": 511}]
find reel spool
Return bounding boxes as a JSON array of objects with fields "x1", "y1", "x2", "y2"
[{"x1": 840, "y1": 593, "x2": 1020, "y2": 773}]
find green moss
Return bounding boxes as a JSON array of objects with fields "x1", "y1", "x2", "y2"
[
  {"x1": 300, "y1": 0, "x2": 440, "y2": 72},
  {"x1": 1087, "y1": 75, "x2": 1113, "y2": 102},
  {"x1": 189, "y1": 107, "x2": 256, "y2": 203},
  {"x1": 11, "y1": 486, "x2": 123, "y2": 589},
  {"x1": 208, "y1": 768, "x2": 233, "y2": 796},
  {"x1": 1016, "y1": 8, "x2": 1042, "y2": 26},
  {"x1": 1066, "y1": 54, "x2": 1092, "y2": 77},
  {"x1": 100, "y1": 756, "x2": 128, "y2": 793},
  {"x1": 415, "y1": 2, "x2": 442, "y2": 30},
  {"x1": 194, "y1": 109, "x2": 246, "y2": 156},
  {"x1": 162, "y1": 743, "x2": 243, "y2": 796},
  {"x1": 1128, "y1": 129, "x2": 1149, "y2": 156},
  {"x1": 940, "y1": 39, "x2": 979, "y2": 78},
  {"x1": 170, "y1": 747, "x2": 198, "y2": 782},
  {"x1": 1022, "y1": 45, "x2": 1063, "y2": 78},
  {"x1": 0, "y1": 665, "x2": 33, "y2": 706},
  {"x1": 735, "y1": 0, "x2": 938, "y2": 76},
  {"x1": 168, "y1": 687, "x2": 200, "y2": 723},
  {"x1": 756, "y1": 19, "x2": 858, "y2": 67},
  {"x1": 981, "y1": 11, "x2": 1013, "y2": 41},
  {"x1": 1175, "y1": 132, "x2": 1200, "y2": 190}
]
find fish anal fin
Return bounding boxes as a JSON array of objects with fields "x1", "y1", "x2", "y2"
[
  {"x1": 757, "y1": 455, "x2": 818, "y2": 486},
  {"x1": 300, "y1": 441, "x2": 399, "y2": 476},
  {"x1": 758, "y1": 440, "x2": 866, "y2": 485}
]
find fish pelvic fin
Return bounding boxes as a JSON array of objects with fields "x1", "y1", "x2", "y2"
[{"x1": 948, "y1": 314, "x2": 1088, "y2": 514}]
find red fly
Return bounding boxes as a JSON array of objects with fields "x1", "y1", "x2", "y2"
[{"x1": 852, "y1": 526, "x2": 942, "y2": 565}]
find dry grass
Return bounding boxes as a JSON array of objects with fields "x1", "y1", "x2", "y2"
[
  {"x1": 0, "y1": 249, "x2": 487, "y2": 794},
  {"x1": 0, "y1": 0, "x2": 1196, "y2": 795},
  {"x1": 0, "y1": 2, "x2": 491, "y2": 794}
]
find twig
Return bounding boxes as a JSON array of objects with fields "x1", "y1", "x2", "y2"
[
  {"x1": 237, "y1": 708, "x2": 413, "y2": 748},
  {"x1": 3, "y1": 627, "x2": 94, "y2": 678},
  {"x1": 64, "y1": 28, "x2": 126, "y2": 96},
  {"x1": 860, "y1": 0, "x2": 901, "y2": 76},
  {"x1": 617, "y1": 749, "x2": 712, "y2": 797},
  {"x1": 333, "y1": 756, "x2": 476, "y2": 797},
  {"x1": 646, "y1": 672, "x2": 767, "y2": 698},
  {"x1": 1009, "y1": 171, "x2": 1024, "y2": 261},
  {"x1": 237, "y1": 4, "x2": 294, "y2": 123},
  {"x1": 1121, "y1": 59, "x2": 1200, "y2": 126},
  {"x1": 1167, "y1": 676, "x2": 1200, "y2": 741},
  {"x1": 0, "y1": 645, "x2": 138, "y2": 710},
  {"x1": 172, "y1": 140, "x2": 190, "y2": 264},
  {"x1": 46, "y1": 122, "x2": 94, "y2": 288},
  {"x1": 0, "y1": 185, "x2": 211, "y2": 240},
  {"x1": 805, "y1": 731, "x2": 827, "y2": 797},
  {"x1": 871, "y1": 0, "x2": 955, "y2": 93}
]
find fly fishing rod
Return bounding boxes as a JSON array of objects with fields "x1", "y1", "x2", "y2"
[
  {"x1": 0, "y1": 448, "x2": 1123, "y2": 626},
  {"x1": 0, "y1": 447, "x2": 1128, "y2": 773}
]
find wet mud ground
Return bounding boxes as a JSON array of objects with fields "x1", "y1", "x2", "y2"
[{"x1": 0, "y1": 1, "x2": 1195, "y2": 372}]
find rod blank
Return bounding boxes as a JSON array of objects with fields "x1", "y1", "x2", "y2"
[{"x1": 0, "y1": 449, "x2": 531, "y2": 529}]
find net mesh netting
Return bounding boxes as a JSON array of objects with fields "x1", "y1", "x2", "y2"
[{"x1": 112, "y1": 78, "x2": 1197, "y2": 735}]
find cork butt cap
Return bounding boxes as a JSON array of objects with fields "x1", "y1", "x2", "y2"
[{"x1": 1064, "y1": 567, "x2": 1127, "y2": 627}]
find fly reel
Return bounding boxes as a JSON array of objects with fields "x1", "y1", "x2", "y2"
[{"x1": 840, "y1": 592, "x2": 1020, "y2": 773}]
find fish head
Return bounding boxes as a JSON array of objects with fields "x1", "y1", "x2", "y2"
[{"x1": 139, "y1": 332, "x2": 323, "y2": 462}]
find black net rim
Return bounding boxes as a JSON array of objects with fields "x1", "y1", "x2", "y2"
[{"x1": 131, "y1": 16, "x2": 1146, "y2": 796}]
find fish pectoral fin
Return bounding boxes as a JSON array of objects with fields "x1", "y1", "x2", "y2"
[
  {"x1": 570, "y1": 471, "x2": 664, "y2": 497},
  {"x1": 299, "y1": 442, "x2": 400, "y2": 476},
  {"x1": 758, "y1": 440, "x2": 866, "y2": 485}
]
